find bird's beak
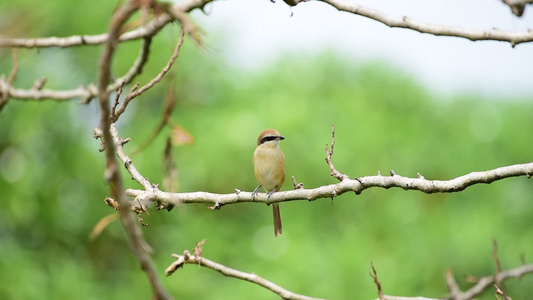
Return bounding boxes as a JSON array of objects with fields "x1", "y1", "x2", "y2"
[{"x1": 278, "y1": 136, "x2": 285, "y2": 140}]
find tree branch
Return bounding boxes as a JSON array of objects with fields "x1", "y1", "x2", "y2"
[
  {"x1": 125, "y1": 162, "x2": 533, "y2": 210},
  {"x1": 446, "y1": 264, "x2": 533, "y2": 300},
  {"x1": 109, "y1": 36, "x2": 153, "y2": 95},
  {"x1": 0, "y1": 0, "x2": 213, "y2": 49},
  {"x1": 97, "y1": 1, "x2": 172, "y2": 299},
  {"x1": 108, "y1": 123, "x2": 532, "y2": 211},
  {"x1": 319, "y1": 0, "x2": 533, "y2": 47},
  {"x1": 165, "y1": 247, "x2": 325, "y2": 300},
  {"x1": 0, "y1": 36, "x2": 151, "y2": 105},
  {"x1": 112, "y1": 28, "x2": 185, "y2": 122}
]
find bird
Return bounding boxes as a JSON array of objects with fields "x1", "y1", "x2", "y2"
[{"x1": 252, "y1": 129, "x2": 285, "y2": 237}]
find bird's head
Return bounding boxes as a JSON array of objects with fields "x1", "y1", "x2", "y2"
[{"x1": 256, "y1": 129, "x2": 285, "y2": 148}]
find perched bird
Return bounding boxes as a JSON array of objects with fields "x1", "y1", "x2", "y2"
[{"x1": 252, "y1": 129, "x2": 285, "y2": 237}]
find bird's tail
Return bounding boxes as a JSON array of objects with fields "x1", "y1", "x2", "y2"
[{"x1": 272, "y1": 203, "x2": 282, "y2": 237}]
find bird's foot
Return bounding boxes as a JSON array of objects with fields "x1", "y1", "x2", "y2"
[{"x1": 252, "y1": 185, "x2": 261, "y2": 201}]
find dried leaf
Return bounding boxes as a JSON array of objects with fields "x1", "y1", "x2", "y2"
[
  {"x1": 194, "y1": 239, "x2": 207, "y2": 257},
  {"x1": 170, "y1": 124, "x2": 194, "y2": 146},
  {"x1": 88, "y1": 213, "x2": 118, "y2": 241}
]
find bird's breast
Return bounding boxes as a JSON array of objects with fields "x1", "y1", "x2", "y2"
[{"x1": 253, "y1": 147, "x2": 285, "y2": 192}]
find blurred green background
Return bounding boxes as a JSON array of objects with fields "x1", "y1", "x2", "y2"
[{"x1": 0, "y1": 1, "x2": 532, "y2": 299}]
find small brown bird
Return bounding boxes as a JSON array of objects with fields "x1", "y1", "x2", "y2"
[{"x1": 252, "y1": 129, "x2": 285, "y2": 237}]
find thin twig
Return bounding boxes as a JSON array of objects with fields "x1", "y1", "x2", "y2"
[
  {"x1": 7, "y1": 48, "x2": 18, "y2": 84},
  {"x1": 130, "y1": 77, "x2": 177, "y2": 155},
  {"x1": 166, "y1": 249, "x2": 325, "y2": 300},
  {"x1": 446, "y1": 263, "x2": 533, "y2": 299},
  {"x1": 109, "y1": 36, "x2": 153, "y2": 94},
  {"x1": 370, "y1": 262, "x2": 385, "y2": 300},
  {"x1": 494, "y1": 284, "x2": 512, "y2": 300},
  {"x1": 325, "y1": 123, "x2": 350, "y2": 181},
  {"x1": 492, "y1": 239, "x2": 508, "y2": 298},
  {"x1": 112, "y1": 28, "x2": 185, "y2": 122}
]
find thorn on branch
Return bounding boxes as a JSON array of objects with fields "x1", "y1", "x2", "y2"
[
  {"x1": 291, "y1": 176, "x2": 304, "y2": 189},
  {"x1": 209, "y1": 200, "x2": 221, "y2": 210},
  {"x1": 32, "y1": 78, "x2": 48, "y2": 90},
  {"x1": 390, "y1": 170, "x2": 396, "y2": 176},
  {"x1": 134, "y1": 198, "x2": 150, "y2": 226},
  {"x1": 121, "y1": 137, "x2": 131, "y2": 146}
]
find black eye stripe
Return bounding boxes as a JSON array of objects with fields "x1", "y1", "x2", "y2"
[{"x1": 260, "y1": 136, "x2": 278, "y2": 144}]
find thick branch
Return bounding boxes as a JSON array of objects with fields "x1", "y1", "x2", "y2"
[
  {"x1": 97, "y1": 1, "x2": 172, "y2": 299},
  {"x1": 320, "y1": 0, "x2": 533, "y2": 46},
  {"x1": 166, "y1": 250, "x2": 325, "y2": 300},
  {"x1": 125, "y1": 162, "x2": 533, "y2": 209}
]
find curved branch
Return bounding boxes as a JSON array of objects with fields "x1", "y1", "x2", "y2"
[
  {"x1": 166, "y1": 249, "x2": 325, "y2": 300},
  {"x1": 125, "y1": 162, "x2": 533, "y2": 209},
  {"x1": 0, "y1": 0, "x2": 214, "y2": 49},
  {"x1": 320, "y1": 0, "x2": 533, "y2": 47}
]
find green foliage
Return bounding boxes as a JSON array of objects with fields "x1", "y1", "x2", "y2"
[{"x1": 1, "y1": 2, "x2": 532, "y2": 300}]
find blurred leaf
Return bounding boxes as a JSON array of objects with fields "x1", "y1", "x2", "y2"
[{"x1": 169, "y1": 123, "x2": 194, "y2": 146}]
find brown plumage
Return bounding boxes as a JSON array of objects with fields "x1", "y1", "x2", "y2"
[{"x1": 253, "y1": 129, "x2": 285, "y2": 237}]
